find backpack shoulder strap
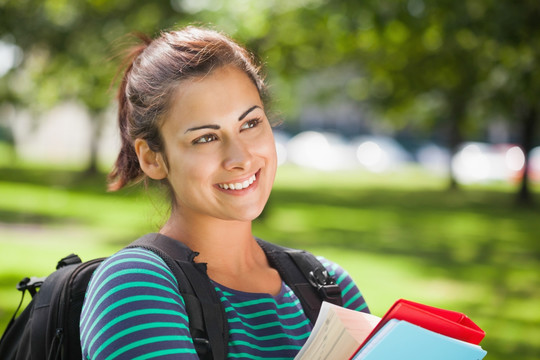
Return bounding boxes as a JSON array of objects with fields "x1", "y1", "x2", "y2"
[
  {"x1": 127, "y1": 234, "x2": 342, "y2": 357},
  {"x1": 128, "y1": 233, "x2": 228, "y2": 360},
  {"x1": 256, "y1": 238, "x2": 343, "y2": 323}
]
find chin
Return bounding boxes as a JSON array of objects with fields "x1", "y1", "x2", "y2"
[{"x1": 223, "y1": 206, "x2": 266, "y2": 223}]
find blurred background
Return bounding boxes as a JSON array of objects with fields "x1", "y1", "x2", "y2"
[{"x1": 1, "y1": 0, "x2": 539, "y2": 359}]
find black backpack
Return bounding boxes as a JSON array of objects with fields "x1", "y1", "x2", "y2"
[{"x1": 0, "y1": 233, "x2": 342, "y2": 360}]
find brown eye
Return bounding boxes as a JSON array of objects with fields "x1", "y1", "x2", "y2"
[
  {"x1": 240, "y1": 118, "x2": 262, "y2": 130},
  {"x1": 193, "y1": 134, "x2": 218, "y2": 144}
]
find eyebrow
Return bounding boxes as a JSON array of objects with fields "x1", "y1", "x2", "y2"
[
  {"x1": 184, "y1": 124, "x2": 220, "y2": 133},
  {"x1": 238, "y1": 105, "x2": 261, "y2": 121},
  {"x1": 184, "y1": 105, "x2": 262, "y2": 133}
]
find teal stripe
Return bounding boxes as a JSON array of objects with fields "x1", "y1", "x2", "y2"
[
  {"x1": 123, "y1": 248, "x2": 168, "y2": 265},
  {"x1": 282, "y1": 289, "x2": 294, "y2": 297},
  {"x1": 97, "y1": 253, "x2": 172, "y2": 289},
  {"x1": 229, "y1": 328, "x2": 310, "y2": 341},
  {"x1": 214, "y1": 284, "x2": 294, "y2": 299},
  {"x1": 343, "y1": 290, "x2": 362, "y2": 308},
  {"x1": 88, "y1": 249, "x2": 171, "y2": 292},
  {"x1": 316, "y1": 256, "x2": 329, "y2": 267},
  {"x1": 355, "y1": 301, "x2": 369, "y2": 312},
  {"x1": 81, "y1": 272, "x2": 182, "y2": 335},
  {"x1": 94, "y1": 323, "x2": 190, "y2": 359},
  {"x1": 106, "y1": 249, "x2": 168, "y2": 273},
  {"x1": 132, "y1": 348, "x2": 198, "y2": 360},
  {"x1": 80, "y1": 251, "x2": 175, "y2": 320},
  {"x1": 227, "y1": 353, "x2": 292, "y2": 360},
  {"x1": 82, "y1": 267, "x2": 178, "y2": 325},
  {"x1": 219, "y1": 296, "x2": 300, "y2": 309},
  {"x1": 110, "y1": 257, "x2": 173, "y2": 285},
  {"x1": 336, "y1": 271, "x2": 348, "y2": 284},
  {"x1": 228, "y1": 298, "x2": 277, "y2": 307},
  {"x1": 82, "y1": 295, "x2": 182, "y2": 347},
  {"x1": 83, "y1": 308, "x2": 188, "y2": 352},
  {"x1": 105, "y1": 281, "x2": 180, "y2": 300},
  {"x1": 341, "y1": 280, "x2": 355, "y2": 296},
  {"x1": 105, "y1": 336, "x2": 182, "y2": 360},
  {"x1": 224, "y1": 307, "x2": 305, "y2": 320},
  {"x1": 217, "y1": 290, "x2": 235, "y2": 297},
  {"x1": 104, "y1": 281, "x2": 180, "y2": 300},
  {"x1": 219, "y1": 297, "x2": 268, "y2": 307},
  {"x1": 228, "y1": 339, "x2": 302, "y2": 352},
  {"x1": 81, "y1": 279, "x2": 183, "y2": 337},
  {"x1": 94, "y1": 268, "x2": 174, "y2": 300},
  {"x1": 228, "y1": 317, "x2": 311, "y2": 331}
]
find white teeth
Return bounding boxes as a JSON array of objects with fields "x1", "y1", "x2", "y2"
[{"x1": 219, "y1": 174, "x2": 257, "y2": 190}]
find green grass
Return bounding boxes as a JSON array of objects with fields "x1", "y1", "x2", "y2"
[{"x1": 1, "y1": 164, "x2": 539, "y2": 359}]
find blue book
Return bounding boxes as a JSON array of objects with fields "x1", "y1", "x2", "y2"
[{"x1": 352, "y1": 319, "x2": 487, "y2": 360}]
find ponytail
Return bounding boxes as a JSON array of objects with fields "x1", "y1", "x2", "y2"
[{"x1": 107, "y1": 35, "x2": 151, "y2": 191}]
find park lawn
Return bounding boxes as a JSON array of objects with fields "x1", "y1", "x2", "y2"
[{"x1": 0, "y1": 164, "x2": 539, "y2": 360}]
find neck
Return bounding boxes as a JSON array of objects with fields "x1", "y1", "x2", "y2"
[
  {"x1": 160, "y1": 210, "x2": 258, "y2": 267},
  {"x1": 160, "y1": 209, "x2": 281, "y2": 295}
]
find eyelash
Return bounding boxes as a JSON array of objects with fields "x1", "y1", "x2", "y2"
[
  {"x1": 241, "y1": 117, "x2": 262, "y2": 130},
  {"x1": 193, "y1": 134, "x2": 218, "y2": 144},
  {"x1": 192, "y1": 118, "x2": 262, "y2": 145}
]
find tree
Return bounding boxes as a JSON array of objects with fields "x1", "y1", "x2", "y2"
[
  {"x1": 234, "y1": 0, "x2": 539, "y2": 201},
  {"x1": 1, "y1": 0, "x2": 538, "y2": 203},
  {"x1": 479, "y1": 1, "x2": 540, "y2": 204},
  {"x1": 0, "y1": 0, "x2": 188, "y2": 173}
]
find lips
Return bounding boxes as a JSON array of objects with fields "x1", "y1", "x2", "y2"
[{"x1": 217, "y1": 173, "x2": 257, "y2": 190}]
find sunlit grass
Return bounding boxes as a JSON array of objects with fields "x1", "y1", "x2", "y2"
[{"x1": 1, "y1": 164, "x2": 539, "y2": 359}]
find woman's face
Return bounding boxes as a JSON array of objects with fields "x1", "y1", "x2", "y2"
[{"x1": 160, "y1": 65, "x2": 277, "y2": 222}]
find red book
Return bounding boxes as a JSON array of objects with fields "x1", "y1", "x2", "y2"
[{"x1": 354, "y1": 299, "x2": 485, "y2": 356}]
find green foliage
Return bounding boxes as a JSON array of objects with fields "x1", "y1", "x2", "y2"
[
  {"x1": 1, "y1": 0, "x2": 539, "y2": 150},
  {"x1": 0, "y1": 0, "x2": 187, "y2": 112},
  {"x1": 2, "y1": 1, "x2": 538, "y2": 124},
  {"x1": 0, "y1": 164, "x2": 539, "y2": 359}
]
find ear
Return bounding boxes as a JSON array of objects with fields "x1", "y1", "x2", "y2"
[{"x1": 134, "y1": 138, "x2": 168, "y2": 180}]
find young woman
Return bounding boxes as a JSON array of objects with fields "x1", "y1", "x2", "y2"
[{"x1": 80, "y1": 26, "x2": 369, "y2": 359}]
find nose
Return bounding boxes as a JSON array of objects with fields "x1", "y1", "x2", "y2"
[{"x1": 222, "y1": 139, "x2": 253, "y2": 171}]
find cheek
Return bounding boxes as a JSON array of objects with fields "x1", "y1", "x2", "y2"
[
  {"x1": 165, "y1": 152, "x2": 195, "y2": 186},
  {"x1": 173, "y1": 152, "x2": 223, "y2": 190}
]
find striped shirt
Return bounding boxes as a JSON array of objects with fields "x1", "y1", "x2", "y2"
[{"x1": 80, "y1": 247, "x2": 369, "y2": 360}]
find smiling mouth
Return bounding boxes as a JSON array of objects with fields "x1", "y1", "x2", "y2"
[{"x1": 218, "y1": 173, "x2": 257, "y2": 190}]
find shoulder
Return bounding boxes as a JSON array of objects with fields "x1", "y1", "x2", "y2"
[
  {"x1": 80, "y1": 247, "x2": 196, "y2": 359},
  {"x1": 82, "y1": 247, "x2": 185, "y2": 315},
  {"x1": 316, "y1": 256, "x2": 370, "y2": 313},
  {"x1": 88, "y1": 247, "x2": 177, "y2": 289}
]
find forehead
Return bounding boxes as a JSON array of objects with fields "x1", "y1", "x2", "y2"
[{"x1": 164, "y1": 65, "x2": 263, "y2": 128}]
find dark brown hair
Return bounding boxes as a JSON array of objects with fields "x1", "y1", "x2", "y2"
[{"x1": 108, "y1": 26, "x2": 266, "y2": 191}]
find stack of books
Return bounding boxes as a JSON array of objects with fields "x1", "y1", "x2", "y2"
[{"x1": 295, "y1": 299, "x2": 487, "y2": 360}]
